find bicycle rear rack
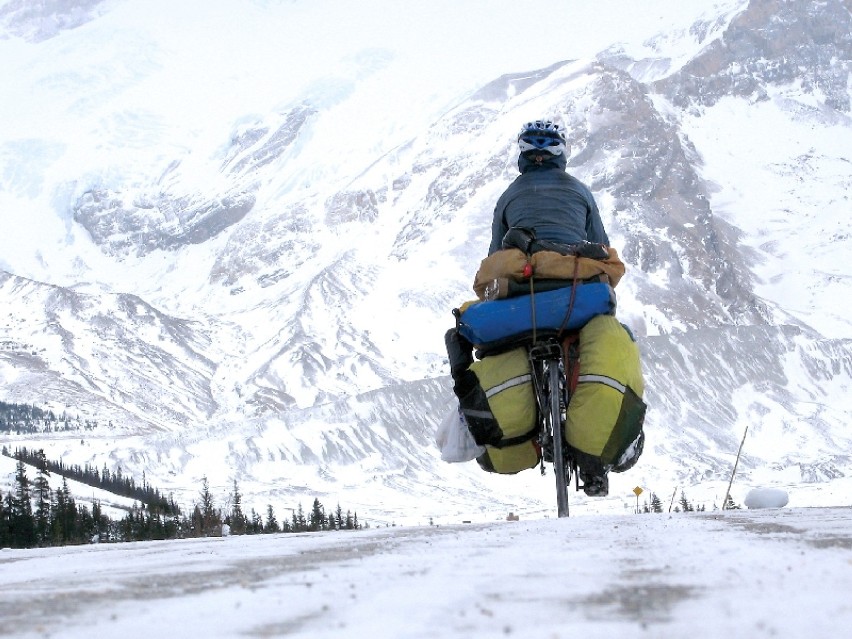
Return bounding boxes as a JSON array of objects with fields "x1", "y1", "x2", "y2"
[{"x1": 527, "y1": 339, "x2": 562, "y2": 362}]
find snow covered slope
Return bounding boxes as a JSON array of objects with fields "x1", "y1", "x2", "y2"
[{"x1": 1, "y1": 0, "x2": 851, "y2": 518}]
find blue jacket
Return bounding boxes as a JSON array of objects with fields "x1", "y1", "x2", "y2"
[{"x1": 488, "y1": 153, "x2": 609, "y2": 255}]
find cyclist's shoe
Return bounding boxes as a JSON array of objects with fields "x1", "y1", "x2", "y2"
[{"x1": 581, "y1": 472, "x2": 609, "y2": 497}]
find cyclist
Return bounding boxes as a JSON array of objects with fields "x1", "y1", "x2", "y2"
[
  {"x1": 488, "y1": 120, "x2": 609, "y2": 256},
  {"x1": 488, "y1": 119, "x2": 612, "y2": 497}
]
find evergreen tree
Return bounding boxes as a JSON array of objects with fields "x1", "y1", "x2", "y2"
[
  {"x1": 293, "y1": 503, "x2": 307, "y2": 532},
  {"x1": 198, "y1": 476, "x2": 221, "y2": 535},
  {"x1": 309, "y1": 498, "x2": 324, "y2": 532},
  {"x1": 250, "y1": 508, "x2": 263, "y2": 534},
  {"x1": 190, "y1": 504, "x2": 204, "y2": 537},
  {"x1": 50, "y1": 480, "x2": 66, "y2": 544},
  {"x1": 149, "y1": 512, "x2": 167, "y2": 540},
  {"x1": 264, "y1": 505, "x2": 280, "y2": 533},
  {"x1": 649, "y1": 492, "x2": 664, "y2": 513},
  {"x1": 678, "y1": 491, "x2": 695, "y2": 512},
  {"x1": 10, "y1": 447, "x2": 177, "y2": 516},
  {"x1": 228, "y1": 479, "x2": 247, "y2": 535},
  {"x1": 11, "y1": 459, "x2": 35, "y2": 547},
  {"x1": 76, "y1": 502, "x2": 96, "y2": 543},
  {"x1": 32, "y1": 450, "x2": 52, "y2": 545},
  {"x1": 59, "y1": 478, "x2": 78, "y2": 543},
  {"x1": 0, "y1": 492, "x2": 12, "y2": 547},
  {"x1": 91, "y1": 500, "x2": 109, "y2": 542}
]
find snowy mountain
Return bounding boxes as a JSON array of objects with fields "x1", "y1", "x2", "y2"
[{"x1": 1, "y1": 0, "x2": 851, "y2": 520}]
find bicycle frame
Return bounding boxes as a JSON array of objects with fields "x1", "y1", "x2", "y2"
[{"x1": 528, "y1": 338, "x2": 575, "y2": 517}]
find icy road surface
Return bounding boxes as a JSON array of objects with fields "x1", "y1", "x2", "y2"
[{"x1": 2, "y1": 507, "x2": 851, "y2": 638}]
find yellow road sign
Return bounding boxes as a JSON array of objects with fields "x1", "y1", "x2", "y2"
[{"x1": 633, "y1": 486, "x2": 643, "y2": 496}]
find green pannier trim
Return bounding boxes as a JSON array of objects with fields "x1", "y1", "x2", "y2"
[{"x1": 600, "y1": 385, "x2": 647, "y2": 465}]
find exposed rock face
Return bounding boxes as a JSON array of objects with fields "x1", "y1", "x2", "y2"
[
  {"x1": 0, "y1": 0, "x2": 106, "y2": 42},
  {"x1": 73, "y1": 188, "x2": 256, "y2": 255},
  {"x1": 654, "y1": 0, "x2": 852, "y2": 112}
]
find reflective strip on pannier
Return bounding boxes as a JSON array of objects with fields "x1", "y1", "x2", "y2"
[
  {"x1": 578, "y1": 374, "x2": 626, "y2": 394},
  {"x1": 485, "y1": 374, "x2": 532, "y2": 399}
]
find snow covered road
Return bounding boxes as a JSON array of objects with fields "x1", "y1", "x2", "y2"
[{"x1": 2, "y1": 507, "x2": 851, "y2": 638}]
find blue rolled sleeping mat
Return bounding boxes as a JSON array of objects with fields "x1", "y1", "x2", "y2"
[{"x1": 455, "y1": 281, "x2": 616, "y2": 351}]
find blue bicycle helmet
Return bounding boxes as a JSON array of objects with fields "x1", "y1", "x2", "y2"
[{"x1": 518, "y1": 120, "x2": 567, "y2": 156}]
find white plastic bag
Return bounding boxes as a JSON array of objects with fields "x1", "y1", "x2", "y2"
[{"x1": 435, "y1": 405, "x2": 486, "y2": 463}]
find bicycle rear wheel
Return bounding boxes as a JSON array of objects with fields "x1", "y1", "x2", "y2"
[{"x1": 549, "y1": 361, "x2": 570, "y2": 517}]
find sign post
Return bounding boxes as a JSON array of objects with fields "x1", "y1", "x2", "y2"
[
  {"x1": 633, "y1": 486, "x2": 643, "y2": 514},
  {"x1": 723, "y1": 424, "x2": 749, "y2": 510}
]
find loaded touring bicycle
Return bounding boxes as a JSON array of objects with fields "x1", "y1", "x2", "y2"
[{"x1": 445, "y1": 228, "x2": 646, "y2": 517}]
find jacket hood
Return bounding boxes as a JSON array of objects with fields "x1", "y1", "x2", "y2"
[{"x1": 518, "y1": 151, "x2": 567, "y2": 174}]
